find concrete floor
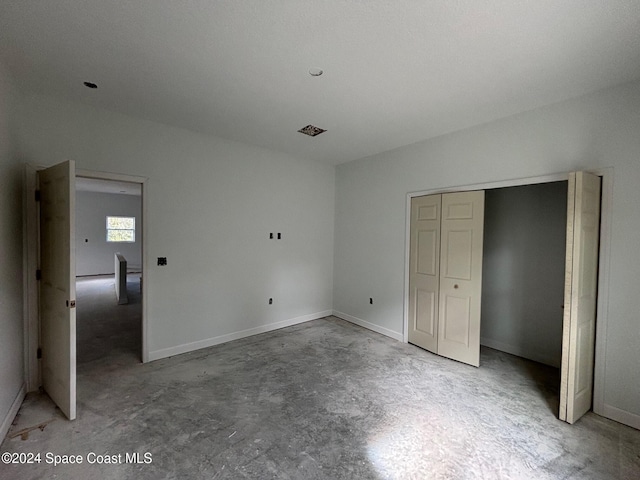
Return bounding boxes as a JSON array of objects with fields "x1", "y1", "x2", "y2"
[{"x1": 1, "y1": 276, "x2": 639, "y2": 479}]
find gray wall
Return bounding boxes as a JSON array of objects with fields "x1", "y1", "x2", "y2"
[
  {"x1": 76, "y1": 191, "x2": 142, "y2": 276},
  {"x1": 481, "y1": 182, "x2": 568, "y2": 368},
  {"x1": 334, "y1": 79, "x2": 640, "y2": 427},
  {"x1": 0, "y1": 64, "x2": 24, "y2": 438},
  {"x1": 17, "y1": 92, "x2": 335, "y2": 361}
]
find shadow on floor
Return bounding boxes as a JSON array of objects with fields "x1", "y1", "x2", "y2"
[{"x1": 480, "y1": 345, "x2": 561, "y2": 417}]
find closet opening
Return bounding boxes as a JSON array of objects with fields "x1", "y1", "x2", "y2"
[
  {"x1": 480, "y1": 181, "x2": 569, "y2": 415},
  {"x1": 405, "y1": 171, "x2": 605, "y2": 424}
]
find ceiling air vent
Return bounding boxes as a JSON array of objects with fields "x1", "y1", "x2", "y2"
[{"x1": 298, "y1": 125, "x2": 326, "y2": 137}]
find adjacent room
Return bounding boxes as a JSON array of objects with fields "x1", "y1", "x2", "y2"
[
  {"x1": 75, "y1": 178, "x2": 143, "y2": 364},
  {"x1": 1, "y1": 1, "x2": 639, "y2": 479}
]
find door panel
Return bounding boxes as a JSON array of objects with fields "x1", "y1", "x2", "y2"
[
  {"x1": 444, "y1": 230, "x2": 473, "y2": 279},
  {"x1": 417, "y1": 230, "x2": 438, "y2": 275},
  {"x1": 408, "y1": 195, "x2": 441, "y2": 352},
  {"x1": 415, "y1": 290, "x2": 436, "y2": 337},
  {"x1": 442, "y1": 294, "x2": 471, "y2": 345},
  {"x1": 437, "y1": 191, "x2": 484, "y2": 367},
  {"x1": 39, "y1": 160, "x2": 76, "y2": 420},
  {"x1": 560, "y1": 171, "x2": 601, "y2": 424}
]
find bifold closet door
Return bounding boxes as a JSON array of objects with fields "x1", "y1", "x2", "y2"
[
  {"x1": 409, "y1": 190, "x2": 484, "y2": 367},
  {"x1": 560, "y1": 171, "x2": 601, "y2": 424},
  {"x1": 408, "y1": 194, "x2": 442, "y2": 353},
  {"x1": 437, "y1": 191, "x2": 485, "y2": 367}
]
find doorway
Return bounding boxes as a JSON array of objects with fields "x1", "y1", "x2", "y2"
[
  {"x1": 23, "y1": 162, "x2": 148, "y2": 419},
  {"x1": 75, "y1": 177, "x2": 143, "y2": 364},
  {"x1": 481, "y1": 181, "x2": 568, "y2": 369},
  {"x1": 480, "y1": 181, "x2": 568, "y2": 416}
]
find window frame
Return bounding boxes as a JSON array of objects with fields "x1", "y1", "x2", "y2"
[{"x1": 106, "y1": 216, "x2": 136, "y2": 243}]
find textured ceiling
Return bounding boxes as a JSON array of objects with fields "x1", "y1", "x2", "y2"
[{"x1": 2, "y1": 1, "x2": 640, "y2": 165}]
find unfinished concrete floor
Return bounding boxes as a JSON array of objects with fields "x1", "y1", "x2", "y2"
[{"x1": 2, "y1": 277, "x2": 639, "y2": 479}]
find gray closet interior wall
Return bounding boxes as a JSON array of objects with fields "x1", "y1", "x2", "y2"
[{"x1": 481, "y1": 181, "x2": 568, "y2": 368}]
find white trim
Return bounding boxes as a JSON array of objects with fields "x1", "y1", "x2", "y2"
[
  {"x1": 333, "y1": 311, "x2": 403, "y2": 342},
  {"x1": 403, "y1": 193, "x2": 412, "y2": 343},
  {"x1": 148, "y1": 310, "x2": 333, "y2": 361},
  {"x1": 76, "y1": 168, "x2": 147, "y2": 184},
  {"x1": 23, "y1": 164, "x2": 39, "y2": 391},
  {"x1": 1, "y1": 383, "x2": 26, "y2": 441},
  {"x1": 141, "y1": 182, "x2": 149, "y2": 362},
  {"x1": 407, "y1": 172, "x2": 569, "y2": 199},
  {"x1": 601, "y1": 404, "x2": 640, "y2": 430},
  {"x1": 480, "y1": 337, "x2": 560, "y2": 368}
]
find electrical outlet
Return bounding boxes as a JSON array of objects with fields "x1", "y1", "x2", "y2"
[
  {"x1": 369, "y1": 297, "x2": 373, "y2": 304},
  {"x1": 269, "y1": 298, "x2": 273, "y2": 305},
  {"x1": 277, "y1": 233, "x2": 281, "y2": 239},
  {"x1": 157, "y1": 257, "x2": 167, "y2": 266}
]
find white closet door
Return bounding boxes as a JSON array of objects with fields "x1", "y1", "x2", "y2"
[
  {"x1": 437, "y1": 191, "x2": 485, "y2": 367},
  {"x1": 408, "y1": 195, "x2": 441, "y2": 353},
  {"x1": 39, "y1": 160, "x2": 77, "y2": 420},
  {"x1": 560, "y1": 171, "x2": 601, "y2": 424}
]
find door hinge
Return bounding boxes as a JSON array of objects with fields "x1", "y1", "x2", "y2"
[
  {"x1": 37, "y1": 347, "x2": 42, "y2": 359},
  {"x1": 66, "y1": 300, "x2": 76, "y2": 308},
  {"x1": 36, "y1": 269, "x2": 42, "y2": 280},
  {"x1": 35, "y1": 190, "x2": 41, "y2": 202}
]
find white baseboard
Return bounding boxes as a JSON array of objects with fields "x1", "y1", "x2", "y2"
[
  {"x1": 480, "y1": 337, "x2": 560, "y2": 368},
  {"x1": 1, "y1": 383, "x2": 26, "y2": 442},
  {"x1": 600, "y1": 403, "x2": 640, "y2": 430},
  {"x1": 332, "y1": 311, "x2": 403, "y2": 342},
  {"x1": 148, "y1": 310, "x2": 332, "y2": 361}
]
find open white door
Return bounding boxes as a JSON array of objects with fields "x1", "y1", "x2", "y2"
[
  {"x1": 560, "y1": 171, "x2": 601, "y2": 424},
  {"x1": 437, "y1": 191, "x2": 485, "y2": 367},
  {"x1": 39, "y1": 160, "x2": 76, "y2": 420},
  {"x1": 408, "y1": 195, "x2": 442, "y2": 353}
]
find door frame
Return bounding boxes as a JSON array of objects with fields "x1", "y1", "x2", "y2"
[
  {"x1": 23, "y1": 164, "x2": 150, "y2": 393},
  {"x1": 402, "y1": 168, "x2": 612, "y2": 418}
]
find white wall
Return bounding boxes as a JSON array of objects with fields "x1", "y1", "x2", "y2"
[
  {"x1": 17, "y1": 93, "x2": 335, "y2": 360},
  {"x1": 0, "y1": 64, "x2": 25, "y2": 439},
  {"x1": 480, "y1": 182, "x2": 567, "y2": 368},
  {"x1": 76, "y1": 191, "x2": 142, "y2": 276},
  {"x1": 334, "y1": 79, "x2": 640, "y2": 426}
]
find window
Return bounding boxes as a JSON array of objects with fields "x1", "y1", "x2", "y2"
[{"x1": 106, "y1": 216, "x2": 135, "y2": 242}]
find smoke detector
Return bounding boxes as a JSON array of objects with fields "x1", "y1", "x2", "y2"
[{"x1": 297, "y1": 125, "x2": 327, "y2": 137}]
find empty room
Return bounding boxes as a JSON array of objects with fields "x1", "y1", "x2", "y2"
[{"x1": 1, "y1": 2, "x2": 640, "y2": 479}]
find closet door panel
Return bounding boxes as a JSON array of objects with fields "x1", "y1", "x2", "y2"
[
  {"x1": 408, "y1": 195, "x2": 441, "y2": 353},
  {"x1": 560, "y1": 171, "x2": 601, "y2": 424},
  {"x1": 437, "y1": 191, "x2": 485, "y2": 367}
]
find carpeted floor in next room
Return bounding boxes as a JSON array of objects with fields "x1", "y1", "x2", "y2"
[{"x1": 1, "y1": 275, "x2": 639, "y2": 479}]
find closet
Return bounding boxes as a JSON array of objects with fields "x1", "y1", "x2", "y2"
[{"x1": 407, "y1": 171, "x2": 601, "y2": 424}]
